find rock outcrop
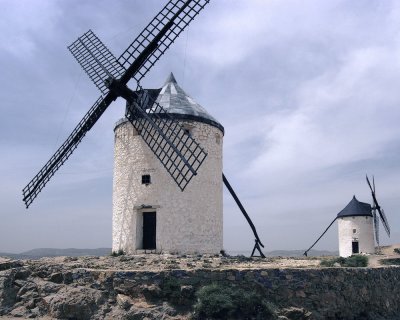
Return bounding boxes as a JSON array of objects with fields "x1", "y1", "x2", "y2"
[{"x1": 0, "y1": 255, "x2": 399, "y2": 319}]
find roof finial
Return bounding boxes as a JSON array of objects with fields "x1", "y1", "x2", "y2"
[{"x1": 165, "y1": 72, "x2": 177, "y2": 85}]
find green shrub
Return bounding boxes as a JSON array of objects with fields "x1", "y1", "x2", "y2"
[
  {"x1": 319, "y1": 257, "x2": 345, "y2": 267},
  {"x1": 394, "y1": 248, "x2": 400, "y2": 254},
  {"x1": 320, "y1": 259, "x2": 335, "y2": 267},
  {"x1": 193, "y1": 283, "x2": 275, "y2": 319},
  {"x1": 193, "y1": 284, "x2": 235, "y2": 319},
  {"x1": 320, "y1": 255, "x2": 368, "y2": 267},
  {"x1": 343, "y1": 255, "x2": 368, "y2": 267},
  {"x1": 380, "y1": 258, "x2": 400, "y2": 266},
  {"x1": 160, "y1": 277, "x2": 181, "y2": 303},
  {"x1": 110, "y1": 249, "x2": 125, "y2": 257}
]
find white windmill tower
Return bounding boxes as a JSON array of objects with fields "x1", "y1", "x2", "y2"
[
  {"x1": 336, "y1": 196, "x2": 374, "y2": 257},
  {"x1": 112, "y1": 73, "x2": 224, "y2": 254},
  {"x1": 304, "y1": 175, "x2": 391, "y2": 257}
]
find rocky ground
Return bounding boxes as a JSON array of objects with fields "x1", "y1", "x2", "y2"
[
  {"x1": 1, "y1": 246, "x2": 399, "y2": 319},
  {"x1": 366, "y1": 244, "x2": 400, "y2": 267},
  {"x1": 1, "y1": 254, "x2": 322, "y2": 274}
]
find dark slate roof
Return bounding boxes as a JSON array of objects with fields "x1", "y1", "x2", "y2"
[
  {"x1": 152, "y1": 73, "x2": 224, "y2": 133},
  {"x1": 117, "y1": 73, "x2": 223, "y2": 133},
  {"x1": 337, "y1": 196, "x2": 372, "y2": 218}
]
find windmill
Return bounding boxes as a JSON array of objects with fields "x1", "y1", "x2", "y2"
[
  {"x1": 303, "y1": 175, "x2": 390, "y2": 257},
  {"x1": 22, "y1": 0, "x2": 266, "y2": 257}
]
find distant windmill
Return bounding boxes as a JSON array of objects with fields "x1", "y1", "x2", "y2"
[
  {"x1": 304, "y1": 175, "x2": 390, "y2": 257},
  {"x1": 22, "y1": 0, "x2": 265, "y2": 257}
]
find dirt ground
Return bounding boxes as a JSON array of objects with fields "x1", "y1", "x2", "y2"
[
  {"x1": 1, "y1": 244, "x2": 399, "y2": 272},
  {"x1": 367, "y1": 243, "x2": 400, "y2": 267}
]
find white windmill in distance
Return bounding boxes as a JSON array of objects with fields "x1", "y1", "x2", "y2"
[{"x1": 304, "y1": 175, "x2": 390, "y2": 257}]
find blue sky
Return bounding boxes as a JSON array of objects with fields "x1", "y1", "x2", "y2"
[{"x1": 1, "y1": 0, "x2": 399, "y2": 253}]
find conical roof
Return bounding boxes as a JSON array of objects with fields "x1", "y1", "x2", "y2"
[
  {"x1": 152, "y1": 73, "x2": 224, "y2": 133},
  {"x1": 337, "y1": 196, "x2": 372, "y2": 218}
]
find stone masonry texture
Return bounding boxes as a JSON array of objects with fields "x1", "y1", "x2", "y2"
[
  {"x1": 112, "y1": 119, "x2": 223, "y2": 254},
  {"x1": 1, "y1": 256, "x2": 399, "y2": 319}
]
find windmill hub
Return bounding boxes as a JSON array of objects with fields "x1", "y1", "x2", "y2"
[{"x1": 105, "y1": 78, "x2": 137, "y2": 102}]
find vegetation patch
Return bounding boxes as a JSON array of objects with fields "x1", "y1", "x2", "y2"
[
  {"x1": 160, "y1": 277, "x2": 181, "y2": 302},
  {"x1": 193, "y1": 283, "x2": 276, "y2": 319},
  {"x1": 320, "y1": 255, "x2": 368, "y2": 267},
  {"x1": 393, "y1": 248, "x2": 400, "y2": 254},
  {"x1": 380, "y1": 258, "x2": 400, "y2": 266},
  {"x1": 110, "y1": 249, "x2": 125, "y2": 257},
  {"x1": 158, "y1": 277, "x2": 195, "y2": 307}
]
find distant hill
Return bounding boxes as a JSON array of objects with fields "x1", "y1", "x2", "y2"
[
  {"x1": 0, "y1": 252, "x2": 22, "y2": 259},
  {"x1": 0, "y1": 248, "x2": 112, "y2": 259},
  {"x1": 228, "y1": 249, "x2": 338, "y2": 257},
  {"x1": 266, "y1": 249, "x2": 338, "y2": 257}
]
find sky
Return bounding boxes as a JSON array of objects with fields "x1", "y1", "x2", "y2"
[{"x1": 1, "y1": 0, "x2": 399, "y2": 253}]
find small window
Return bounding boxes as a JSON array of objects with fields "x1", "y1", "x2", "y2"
[
  {"x1": 353, "y1": 229, "x2": 356, "y2": 234},
  {"x1": 142, "y1": 174, "x2": 151, "y2": 185}
]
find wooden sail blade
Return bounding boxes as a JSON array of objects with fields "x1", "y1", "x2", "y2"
[
  {"x1": 373, "y1": 210, "x2": 380, "y2": 246},
  {"x1": 378, "y1": 208, "x2": 390, "y2": 237},
  {"x1": 367, "y1": 175, "x2": 390, "y2": 236},
  {"x1": 118, "y1": 0, "x2": 210, "y2": 84},
  {"x1": 22, "y1": 95, "x2": 114, "y2": 208},
  {"x1": 126, "y1": 89, "x2": 207, "y2": 191},
  {"x1": 366, "y1": 174, "x2": 374, "y2": 193},
  {"x1": 68, "y1": 30, "x2": 125, "y2": 95}
]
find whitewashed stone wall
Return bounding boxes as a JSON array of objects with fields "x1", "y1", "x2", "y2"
[
  {"x1": 112, "y1": 119, "x2": 223, "y2": 254},
  {"x1": 337, "y1": 216, "x2": 375, "y2": 257}
]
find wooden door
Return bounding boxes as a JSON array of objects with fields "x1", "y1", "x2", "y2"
[
  {"x1": 143, "y1": 212, "x2": 156, "y2": 250},
  {"x1": 352, "y1": 241, "x2": 359, "y2": 254}
]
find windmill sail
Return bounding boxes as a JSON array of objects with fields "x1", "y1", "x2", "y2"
[
  {"x1": 373, "y1": 210, "x2": 380, "y2": 247},
  {"x1": 379, "y1": 208, "x2": 390, "y2": 236},
  {"x1": 23, "y1": 0, "x2": 210, "y2": 208},
  {"x1": 366, "y1": 175, "x2": 390, "y2": 236},
  {"x1": 22, "y1": 96, "x2": 113, "y2": 208},
  {"x1": 126, "y1": 89, "x2": 207, "y2": 190},
  {"x1": 68, "y1": 30, "x2": 125, "y2": 95},
  {"x1": 118, "y1": 0, "x2": 209, "y2": 82}
]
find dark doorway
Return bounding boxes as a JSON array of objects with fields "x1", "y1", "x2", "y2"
[
  {"x1": 143, "y1": 212, "x2": 156, "y2": 250},
  {"x1": 352, "y1": 241, "x2": 359, "y2": 254}
]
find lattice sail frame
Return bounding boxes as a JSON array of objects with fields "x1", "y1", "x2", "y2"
[
  {"x1": 373, "y1": 210, "x2": 380, "y2": 246},
  {"x1": 126, "y1": 88, "x2": 207, "y2": 191},
  {"x1": 366, "y1": 175, "x2": 391, "y2": 237},
  {"x1": 22, "y1": 97, "x2": 111, "y2": 207},
  {"x1": 118, "y1": 0, "x2": 209, "y2": 82},
  {"x1": 379, "y1": 208, "x2": 390, "y2": 236},
  {"x1": 68, "y1": 30, "x2": 125, "y2": 95}
]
